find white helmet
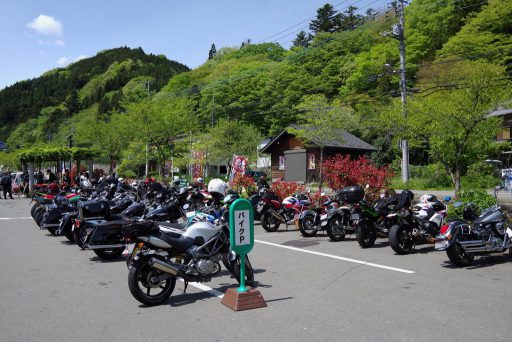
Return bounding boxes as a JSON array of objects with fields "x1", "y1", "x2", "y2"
[
  {"x1": 208, "y1": 178, "x2": 227, "y2": 196},
  {"x1": 419, "y1": 194, "x2": 438, "y2": 206},
  {"x1": 118, "y1": 178, "x2": 124, "y2": 183},
  {"x1": 173, "y1": 176, "x2": 180, "y2": 181}
]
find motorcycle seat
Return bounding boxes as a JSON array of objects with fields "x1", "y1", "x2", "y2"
[{"x1": 158, "y1": 232, "x2": 195, "y2": 250}]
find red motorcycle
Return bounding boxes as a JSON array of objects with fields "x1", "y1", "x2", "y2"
[{"x1": 258, "y1": 192, "x2": 310, "y2": 232}]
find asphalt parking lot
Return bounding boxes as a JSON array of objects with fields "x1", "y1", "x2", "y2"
[{"x1": 1, "y1": 198, "x2": 511, "y2": 342}]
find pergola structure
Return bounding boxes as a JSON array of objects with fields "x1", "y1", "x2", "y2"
[{"x1": 17, "y1": 147, "x2": 99, "y2": 192}]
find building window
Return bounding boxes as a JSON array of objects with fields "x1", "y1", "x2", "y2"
[{"x1": 502, "y1": 127, "x2": 511, "y2": 140}]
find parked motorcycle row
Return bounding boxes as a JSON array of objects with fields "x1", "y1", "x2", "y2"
[
  {"x1": 29, "y1": 179, "x2": 512, "y2": 306},
  {"x1": 30, "y1": 178, "x2": 255, "y2": 306},
  {"x1": 256, "y1": 185, "x2": 512, "y2": 267}
]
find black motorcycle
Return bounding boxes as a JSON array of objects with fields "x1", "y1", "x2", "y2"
[{"x1": 435, "y1": 202, "x2": 512, "y2": 266}]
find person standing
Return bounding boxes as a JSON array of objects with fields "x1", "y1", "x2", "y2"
[{"x1": 1, "y1": 174, "x2": 14, "y2": 199}]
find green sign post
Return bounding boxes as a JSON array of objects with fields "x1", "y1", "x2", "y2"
[{"x1": 229, "y1": 198, "x2": 254, "y2": 293}]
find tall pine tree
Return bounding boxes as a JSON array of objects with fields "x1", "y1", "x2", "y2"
[
  {"x1": 208, "y1": 43, "x2": 217, "y2": 60},
  {"x1": 292, "y1": 31, "x2": 313, "y2": 48},
  {"x1": 309, "y1": 3, "x2": 342, "y2": 33}
]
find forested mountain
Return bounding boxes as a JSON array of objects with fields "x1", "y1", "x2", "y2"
[
  {"x1": 0, "y1": 47, "x2": 189, "y2": 140},
  {"x1": 1, "y1": 0, "x2": 511, "y2": 186}
]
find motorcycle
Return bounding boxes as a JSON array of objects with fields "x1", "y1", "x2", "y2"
[
  {"x1": 435, "y1": 202, "x2": 512, "y2": 266},
  {"x1": 73, "y1": 188, "x2": 192, "y2": 260},
  {"x1": 388, "y1": 199, "x2": 447, "y2": 254},
  {"x1": 122, "y1": 218, "x2": 255, "y2": 306},
  {"x1": 297, "y1": 195, "x2": 341, "y2": 237},
  {"x1": 259, "y1": 192, "x2": 310, "y2": 232},
  {"x1": 346, "y1": 187, "x2": 411, "y2": 248}
]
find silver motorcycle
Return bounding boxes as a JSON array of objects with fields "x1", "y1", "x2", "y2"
[{"x1": 123, "y1": 218, "x2": 254, "y2": 306}]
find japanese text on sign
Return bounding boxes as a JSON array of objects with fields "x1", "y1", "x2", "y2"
[{"x1": 234, "y1": 210, "x2": 250, "y2": 246}]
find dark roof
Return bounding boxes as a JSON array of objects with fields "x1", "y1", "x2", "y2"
[{"x1": 260, "y1": 125, "x2": 377, "y2": 153}]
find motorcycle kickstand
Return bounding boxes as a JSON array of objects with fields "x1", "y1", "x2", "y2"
[{"x1": 183, "y1": 279, "x2": 188, "y2": 293}]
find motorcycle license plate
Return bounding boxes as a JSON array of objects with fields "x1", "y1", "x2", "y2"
[
  {"x1": 435, "y1": 240, "x2": 449, "y2": 251},
  {"x1": 122, "y1": 243, "x2": 136, "y2": 258},
  {"x1": 320, "y1": 214, "x2": 327, "y2": 220},
  {"x1": 351, "y1": 213, "x2": 360, "y2": 220}
]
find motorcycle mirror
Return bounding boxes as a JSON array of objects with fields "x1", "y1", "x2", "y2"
[
  {"x1": 183, "y1": 203, "x2": 190, "y2": 210},
  {"x1": 453, "y1": 201, "x2": 463, "y2": 208},
  {"x1": 365, "y1": 184, "x2": 370, "y2": 189}
]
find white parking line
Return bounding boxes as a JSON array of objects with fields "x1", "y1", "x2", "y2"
[
  {"x1": 255, "y1": 239, "x2": 415, "y2": 274},
  {"x1": 178, "y1": 279, "x2": 225, "y2": 298},
  {"x1": 0, "y1": 217, "x2": 32, "y2": 220}
]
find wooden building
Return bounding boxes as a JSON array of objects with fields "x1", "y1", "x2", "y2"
[{"x1": 260, "y1": 125, "x2": 377, "y2": 182}]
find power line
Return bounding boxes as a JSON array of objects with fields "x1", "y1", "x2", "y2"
[
  {"x1": 255, "y1": 0, "x2": 358, "y2": 44},
  {"x1": 271, "y1": 0, "x2": 382, "y2": 45}
]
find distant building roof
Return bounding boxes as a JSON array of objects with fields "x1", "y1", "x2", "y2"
[
  {"x1": 260, "y1": 125, "x2": 377, "y2": 153},
  {"x1": 488, "y1": 108, "x2": 512, "y2": 117}
]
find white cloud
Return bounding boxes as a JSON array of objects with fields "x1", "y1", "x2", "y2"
[
  {"x1": 57, "y1": 57, "x2": 69, "y2": 66},
  {"x1": 37, "y1": 39, "x2": 66, "y2": 47},
  {"x1": 27, "y1": 15, "x2": 62, "y2": 36},
  {"x1": 57, "y1": 55, "x2": 87, "y2": 67}
]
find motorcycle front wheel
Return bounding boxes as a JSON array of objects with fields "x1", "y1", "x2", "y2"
[
  {"x1": 128, "y1": 255, "x2": 176, "y2": 306},
  {"x1": 326, "y1": 214, "x2": 348, "y2": 242},
  {"x1": 232, "y1": 255, "x2": 255, "y2": 287},
  {"x1": 260, "y1": 211, "x2": 281, "y2": 232},
  {"x1": 446, "y1": 241, "x2": 474, "y2": 267},
  {"x1": 356, "y1": 220, "x2": 377, "y2": 248},
  {"x1": 299, "y1": 213, "x2": 318, "y2": 237},
  {"x1": 389, "y1": 224, "x2": 415, "y2": 254}
]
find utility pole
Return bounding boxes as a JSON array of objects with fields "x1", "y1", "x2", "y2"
[
  {"x1": 397, "y1": 0, "x2": 409, "y2": 183},
  {"x1": 145, "y1": 81, "x2": 151, "y2": 178}
]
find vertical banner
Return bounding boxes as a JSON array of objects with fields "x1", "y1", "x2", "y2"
[{"x1": 229, "y1": 156, "x2": 248, "y2": 182}]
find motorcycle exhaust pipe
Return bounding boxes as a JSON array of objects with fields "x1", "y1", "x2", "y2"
[
  {"x1": 149, "y1": 257, "x2": 179, "y2": 276},
  {"x1": 87, "y1": 244, "x2": 125, "y2": 250},
  {"x1": 270, "y1": 210, "x2": 286, "y2": 223},
  {"x1": 458, "y1": 240, "x2": 486, "y2": 248}
]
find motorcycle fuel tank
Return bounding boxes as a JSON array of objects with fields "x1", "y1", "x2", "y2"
[
  {"x1": 474, "y1": 207, "x2": 503, "y2": 224},
  {"x1": 182, "y1": 221, "x2": 219, "y2": 241}
]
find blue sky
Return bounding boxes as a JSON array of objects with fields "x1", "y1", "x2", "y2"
[{"x1": 0, "y1": 0, "x2": 390, "y2": 90}]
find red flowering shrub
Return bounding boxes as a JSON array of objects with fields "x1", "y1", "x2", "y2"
[
  {"x1": 308, "y1": 191, "x2": 330, "y2": 208},
  {"x1": 322, "y1": 154, "x2": 393, "y2": 200},
  {"x1": 270, "y1": 180, "x2": 306, "y2": 201},
  {"x1": 230, "y1": 174, "x2": 257, "y2": 195}
]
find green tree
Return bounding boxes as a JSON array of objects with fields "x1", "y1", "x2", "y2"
[
  {"x1": 65, "y1": 88, "x2": 81, "y2": 116},
  {"x1": 208, "y1": 43, "x2": 217, "y2": 60},
  {"x1": 120, "y1": 98, "x2": 196, "y2": 179},
  {"x1": 198, "y1": 118, "x2": 262, "y2": 168},
  {"x1": 292, "y1": 31, "x2": 312, "y2": 48},
  {"x1": 309, "y1": 3, "x2": 342, "y2": 34},
  {"x1": 408, "y1": 61, "x2": 511, "y2": 192},
  {"x1": 289, "y1": 94, "x2": 358, "y2": 191}
]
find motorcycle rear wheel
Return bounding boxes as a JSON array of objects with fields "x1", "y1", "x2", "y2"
[
  {"x1": 326, "y1": 214, "x2": 348, "y2": 242},
  {"x1": 446, "y1": 241, "x2": 474, "y2": 267},
  {"x1": 128, "y1": 255, "x2": 176, "y2": 306},
  {"x1": 73, "y1": 228, "x2": 87, "y2": 249},
  {"x1": 260, "y1": 211, "x2": 281, "y2": 232},
  {"x1": 389, "y1": 224, "x2": 414, "y2": 254},
  {"x1": 93, "y1": 247, "x2": 124, "y2": 260},
  {"x1": 299, "y1": 213, "x2": 318, "y2": 237},
  {"x1": 356, "y1": 220, "x2": 377, "y2": 248}
]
